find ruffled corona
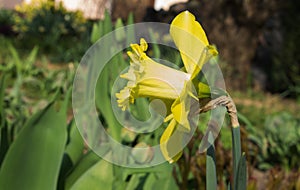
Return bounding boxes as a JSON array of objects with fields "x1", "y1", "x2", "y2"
[{"x1": 116, "y1": 38, "x2": 191, "y2": 111}]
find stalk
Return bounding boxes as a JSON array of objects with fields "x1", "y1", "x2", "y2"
[{"x1": 198, "y1": 95, "x2": 247, "y2": 190}]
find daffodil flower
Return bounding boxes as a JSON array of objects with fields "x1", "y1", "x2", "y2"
[{"x1": 116, "y1": 11, "x2": 218, "y2": 163}]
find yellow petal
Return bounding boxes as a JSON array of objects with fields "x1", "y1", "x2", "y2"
[
  {"x1": 140, "y1": 38, "x2": 148, "y2": 52},
  {"x1": 170, "y1": 11, "x2": 217, "y2": 78},
  {"x1": 171, "y1": 81, "x2": 197, "y2": 131},
  {"x1": 164, "y1": 113, "x2": 174, "y2": 122},
  {"x1": 171, "y1": 11, "x2": 209, "y2": 46},
  {"x1": 160, "y1": 119, "x2": 183, "y2": 163}
]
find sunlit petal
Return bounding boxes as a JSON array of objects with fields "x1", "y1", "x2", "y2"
[
  {"x1": 170, "y1": 11, "x2": 218, "y2": 78},
  {"x1": 171, "y1": 81, "x2": 198, "y2": 131},
  {"x1": 160, "y1": 119, "x2": 183, "y2": 163}
]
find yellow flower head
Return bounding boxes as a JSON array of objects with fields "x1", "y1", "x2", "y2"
[
  {"x1": 116, "y1": 11, "x2": 218, "y2": 163},
  {"x1": 116, "y1": 38, "x2": 191, "y2": 111}
]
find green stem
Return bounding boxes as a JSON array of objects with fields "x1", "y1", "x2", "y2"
[
  {"x1": 232, "y1": 126, "x2": 241, "y2": 188},
  {"x1": 206, "y1": 132, "x2": 217, "y2": 190},
  {"x1": 197, "y1": 95, "x2": 245, "y2": 189}
]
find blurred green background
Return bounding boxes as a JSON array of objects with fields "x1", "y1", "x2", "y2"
[{"x1": 0, "y1": 0, "x2": 299, "y2": 189}]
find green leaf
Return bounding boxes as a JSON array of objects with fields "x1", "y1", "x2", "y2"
[
  {"x1": 237, "y1": 112, "x2": 253, "y2": 129},
  {"x1": 129, "y1": 97, "x2": 151, "y2": 121},
  {"x1": 103, "y1": 10, "x2": 112, "y2": 36},
  {"x1": 206, "y1": 146, "x2": 217, "y2": 189},
  {"x1": 232, "y1": 126, "x2": 241, "y2": 187},
  {"x1": 65, "y1": 120, "x2": 85, "y2": 164},
  {"x1": 198, "y1": 82, "x2": 211, "y2": 98},
  {"x1": 126, "y1": 12, "x2": 135, "y2": 47},
  {"x1": 0, "y1": 74, "x2": 6, "y2": 127},
  {"x1": 67, "y1": 156, "x2": 113, "y2": 190},
  {"x1": 151, "y1": 174, "x2": 178, "y2": 190},
  {"x1": 24, "y1": 46, "x2": 38, "y2": 72},
  {"x1": 95, "y1": 53, "x2": 126, "y2": 141},
  {"x1": 124, "y1": 173, "x2": 147, "y2": 190},
  {"x1": 234, "y1": 153, "x2": 247, "y2": 190},
  {"x1": 121, "y1": 162, "x2": 173, "y2": 176},
  {"x1": 91, "y1": 23, "x2": 99, "y2": 43},
  {"x1": 0, "y1": 100, "x2": 68, "y2": 190},
  {"x1": 227, "y1": 182, "x2": 231, "y2": 190},
  {"x1": 0, "y1": 124, "x2": 9, "y2": 166},
  {"x1": 8, "y1": 44, "x2": 22, "y2": 75},
  {"x1": 149, "y1": 29, "x2": 160, "y2": 58},
  {"x1": 0, "y1": 75, "x2": 9, "y2": 166},
  {"x1": 64, "y1": 150, "x2": 109, "y2": 189},
  {"x1": 143, "y1": 173, "x2": 156, "y2": 190},
  {"x1": 115, "y1": 18, "x2": 125, "y2": 42},
  {"x1": 206, "y1": 132, "x2": 217, "y2": 190},
  {"x1": 123, "y1": 164, "x2": 177, "y2": 190},
  {"x1": 91, "y1": 21, "x2": 103, "y2": 44},
  {"x1": 127, "y1": 12, "x2": 134, "y2": 25}
]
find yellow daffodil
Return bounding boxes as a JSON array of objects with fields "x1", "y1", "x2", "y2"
[{"x1": 116, "y1": 11, "x2": 218, "y2": 163}]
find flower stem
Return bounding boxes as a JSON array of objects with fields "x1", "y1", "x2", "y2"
[{"x1": 197, "y1": 95, "x2": 245, "y2": 189}]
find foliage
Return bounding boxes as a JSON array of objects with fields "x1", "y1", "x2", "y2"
[
  {"x1": 253, "y1": 112, "x2": 300, "y2": 170},
  {"x1": 0, "y1": 9, "x2": 16, "y2": 36},
  {"x1": 14, "y1": 0, "x2": 86, "y2": 35},
  {"x1": 233, "y1": 91, "x2": 300, "y2": 172},
  {"x1": 11, "y1": 0, "x2": 91, "y2": 62},
  {"x1": 0, "y1": 9, "x2": 14, "y2": 25},
  {"x1": 0, "y1": 92, "x2": 69, "y2": 189},
  {"x1": 0, "y1": 43, "x2": 75, "y2": 140}
]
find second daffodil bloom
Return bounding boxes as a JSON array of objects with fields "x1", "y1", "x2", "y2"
[{"x1": 116, "y1": 11, "x2": 218, "y2": 163}]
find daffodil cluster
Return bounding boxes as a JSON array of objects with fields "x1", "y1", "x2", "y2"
[{"x1": 116, "y1": 11, "x2": 218, "y2": 163}]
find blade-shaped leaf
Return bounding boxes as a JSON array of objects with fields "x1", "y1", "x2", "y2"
[
  {"x1": 232, "y1": 126, "x2": 241, "y2": 187},
  {"x1": 143, "y1": 169, "x2": 178, "y2": 190},
  {"x1": 103, "y1": 10, "x2": 112, "y2": 36},
  {"x1": 206, "y1": 132, "x2": 217, "y2": 190},
  {"x1": 115, "y1": 18, "x2": 125, "y2": 42},
  {"x1": 65, "y1": 120, "x2": 85, "y2": 164},
  {"x1": 0, "y1": 101, "x2": 68, "y2": 190},
  {"x1": 67, "y1": 156, "x2": 113, "y2": 190},
  {"x1": 126, "y1": 12, "x2": 135, "y2": 47},
  {"x1": 0, "y1": 74, "x2": 6, "y2": 121},
  {"x1": 234, "y1": 153, "x2": 247, "y2": 190},
  {"x1": 65, "y1": 149, "x2": 109, "y2": 189}
]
